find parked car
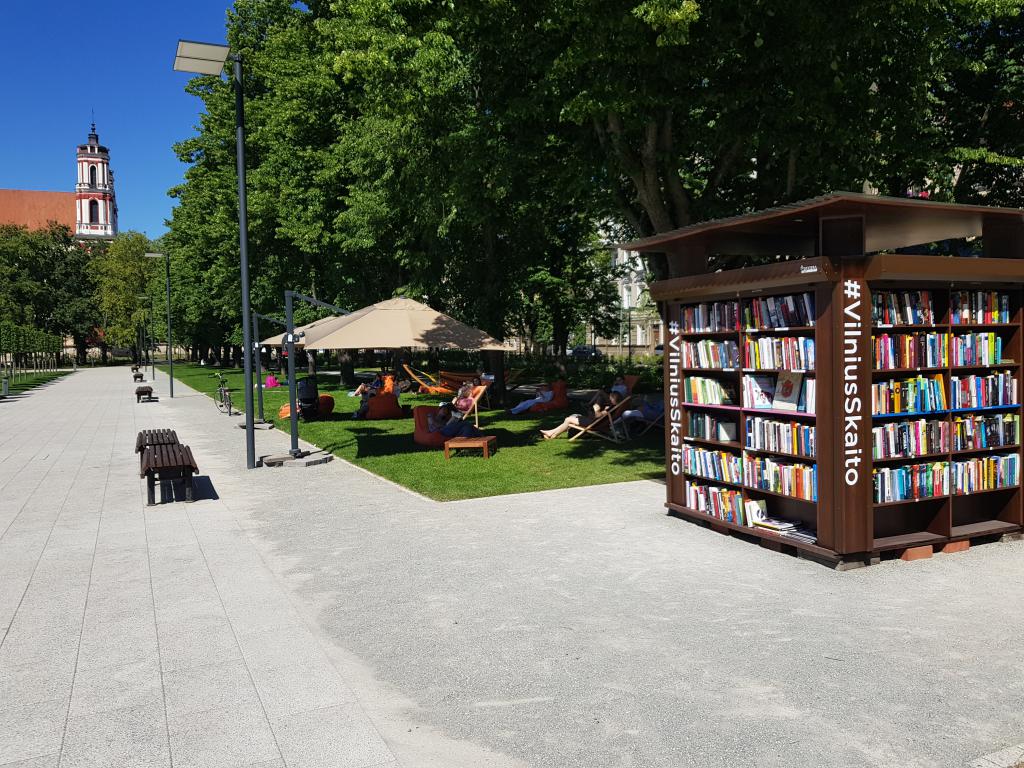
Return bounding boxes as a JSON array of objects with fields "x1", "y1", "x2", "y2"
[
  {"x1": 569, "y1": 345, "x2": 604, "y2": 360},
  {"x1": 654, "y1": 344, "x2": 664, "y2": 355}
]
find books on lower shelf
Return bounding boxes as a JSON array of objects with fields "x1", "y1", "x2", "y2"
[
  {"x1": 743, "y1": 336, "x2": 815, "y2": 370},
  {"x1": 687, "y1": 412, "x2": 738, "y2": 443},
  {"x1": 872, "y1": 374, "x2": 947, "y2": 415},
  {"x1": 685, "y1": 481, "x2": 745, "y2": 524},
  {"x1": 872, "y1": 461, "x2": 950, "y2": 503},
  {"x1": 683, "y1": 377, "x2": 737, "y2": 406},
  {"x1": 952, "y1": 413, "x2": 1020, "y2": 452},
  {"x1": 952, "y1": 453, "x2": 1019, "y2": 494},
  {"x1": 871, "y1": 290, "x2": 935, "y2": 326},
  {"x1": 744, "y1": 499, "x2": 817, "y2": 542},
  {"x1": 950, "y1": 290, "x2": 1010, "y2": 325},
  {"x1": 682, "y1": 446, "x2": 743, "y2": 484},
  {"x1": 745, "y1": 415, "x2": 816, "y2": 457},
  {"x1": 949, "y1": 373, "x2": 1018, "y2": 409},
  {"x1": 743, "y1": 292, "x2": 815, "y2": 330},
  {"x1": 680, "y1": 301, "x2": 740, "y2": 333},
  {"x1": 743, "y1": 455, "x2": 817, "y2": 501},
  {"x1": 873, "y1": 332, "x2": 948, "y2": 369},
  {"x1": 681, "y1": 339, "x2": 739, "y2": 369},
  {"x1": 872, "y1": 418, "x2": 949, "y2": 460},
  {"x1": 951, "y1": 332, "x2": 1004, "y2": 367}
]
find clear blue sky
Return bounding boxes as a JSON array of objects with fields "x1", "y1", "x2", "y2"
[{"x1": 0, "y1": 1, "x2": 235, "y2": 239}]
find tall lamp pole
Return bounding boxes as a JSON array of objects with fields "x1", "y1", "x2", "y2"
[
  {"x1": 174, "y1": 40, "x2": 256, "y2": 469},
  {"x1": 145, "y1": 252, "x2": 173, "y2": 398}
]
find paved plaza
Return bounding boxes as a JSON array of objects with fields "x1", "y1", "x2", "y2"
[{"x1": 2, "y1": 368, "x2": 1024, "y2": 767}]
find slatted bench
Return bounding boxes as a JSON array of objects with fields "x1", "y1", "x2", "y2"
[
  {"x1": 140, "y1": 443, "x2": 198, "y2": 505},
  {"x1": 135, "y1": 429, "x2": 179, "y2": 471},
  {"x1": 135, "y1": 386, "x2": 154, "y2": 403},
  {"x1": 133, "y1": 372, "x2": 144, "y2": 382}
]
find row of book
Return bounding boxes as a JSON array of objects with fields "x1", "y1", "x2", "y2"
[
  {"x1": 872, "y1": 374, "x2": 947, "y2": 415},
  {"x1": 950, "y1": 291, "x2": 1011, "y2": 326},
  {"x1": 687, "y1": 412, "x2": 738, "y2": 443},
  {"x1": 952, "y1": 413, "x2": 1019, "y2": 452},
  {"x1": 682, "y1": 446, "x2": 742, "y2": 485},
  {"x1": 742, "y1": 373, "x2": 815, "y2": 413},
  {"x1": 680, "y1": 339, "x2": 739, "y2": 369},
  {"x1": 873, "y1": 461, "x2": 950, "y2": 503},
  {"x1": 951, "y1": 332, "x2": 1007, "y2": 367},
  {"x1": 684, "y1": 481, "x2": 745, "y2": 524},
  {"x1": 680, "y1": 301, "x2": 740, "y2": 333},
  {"x1": 743, "y1": 336, "x2": 815, "y2": 371},
  {"x1": 952, "y1": 454, "x2": 1020, "y2": 493},
  {"x1": 872, "y1": 419, "x2": 949, "y2": 460},
  {"x1": 743, "y1": 292, "x2": 816, "y2": 330},
  {"x1": 683, "y1": 483, "x2": 817, "y2": 542},
  {"x1": 745, "y1": 416, "x2": 816, "y2": 458},
  {"x1": 873, "y1": 333, "x2": 948, "y2": 370},
  {"x1": 872, "y1": 290, "x2": 936, "y2": 327},
  {"x1": 743, "y1": 456, "x2": 817, "y2": 501},
  {"x1": 950, "y1": 373, "x2": 1018, "y2": 409},
  {"x1": 683, "y1": 377, "x2": 736, "y2": 406}
]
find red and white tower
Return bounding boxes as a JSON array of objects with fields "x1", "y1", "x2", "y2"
[{"x1": 75, "y1": 124, "x2": 118, "y2": 238}]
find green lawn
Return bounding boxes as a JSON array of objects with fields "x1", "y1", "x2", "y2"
[
  {"x1": 2, "y1": 370, "x2": 72, "y2": 396},
  {"x1": 164, "y1": 363, "x2": 665, "y2": 501}
]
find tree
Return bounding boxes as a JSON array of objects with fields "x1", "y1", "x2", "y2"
[{"x1": 93, "y1": 232, "x2": 152, "y2": 360}]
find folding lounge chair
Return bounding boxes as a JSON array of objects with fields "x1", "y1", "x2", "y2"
[
  {"x1": 455, "y1": 384, "x2": 489, "y2": 428},
  {"x1": 403, "y1": 363, "x2": 454, "y2": 395},
  {"x1": 567, "y1": 396, "x2": 632, "y2": 443}
]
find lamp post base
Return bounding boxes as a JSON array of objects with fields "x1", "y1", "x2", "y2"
[{"x1": 260, "y1": 450, "x2": 332, "y2": 468}]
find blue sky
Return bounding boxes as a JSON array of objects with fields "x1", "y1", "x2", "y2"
[{"x1": 0, "y1": 1, "x2": 234, "y2": 238}]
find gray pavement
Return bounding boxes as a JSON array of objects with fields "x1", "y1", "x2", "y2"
[{"x1": 2, "y1": 368, "x2": 1024, "y2": 768}]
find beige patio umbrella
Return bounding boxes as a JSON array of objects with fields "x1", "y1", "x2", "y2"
[
  {"x1": 303, "y1": 297, "x2": 507, "y2": 351},
  {"x1": 260, "y1": 315, "x2": 341, "y2": 348}
]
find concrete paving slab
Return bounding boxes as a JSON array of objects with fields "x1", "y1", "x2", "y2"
[
  {"x1": 162, "y1": 660, "x2": 262, "y2": 719},
  {"x1": 166, "y1": 702, "x2": 280, "y2": 768},
  {"x1": 270, "y1": 703, "x2": 396, "y2": 768},
  {"x1": 60, "y1": 700, "x2": 170, "y2": 768},
  {"x1": 68, "y1": 659, "x2": 163, "y2": 718},
  {"x1": 0, "y1": 698, "x2": 68, "y2": 765}
]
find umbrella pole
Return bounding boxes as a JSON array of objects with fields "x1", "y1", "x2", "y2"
[{"x1": 286, "y1": 292, "x2": 302, "y2": 457}]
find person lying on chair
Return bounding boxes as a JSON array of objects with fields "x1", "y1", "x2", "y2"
[
  {"x1": 429, "y1": 403, "x2": 482, "y2": 438},
  {"x1": 616, "y1": 398, "x2": 664, "y2": 437},
  {"x1": 509, "y1": 383, "x2": 553, "y2": 415},
  {"x1": 540, "y1": 391, "x2": 622, "y2": 440}
]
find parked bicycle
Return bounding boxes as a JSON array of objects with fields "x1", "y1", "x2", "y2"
[{"x1": 213, "y1": 372, "x2": 234, "y2": 415}]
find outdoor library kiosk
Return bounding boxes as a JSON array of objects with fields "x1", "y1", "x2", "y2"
[{"x1": 627, "y1": 192, "x2": 1024, "y2": 566}]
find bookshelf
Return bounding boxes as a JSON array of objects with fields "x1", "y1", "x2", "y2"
[{"x1": 635, "y1": 193, "x2": 1024, "y2": 566}]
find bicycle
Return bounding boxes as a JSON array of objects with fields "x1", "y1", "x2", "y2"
[{"x1": 213, "y1": 372, "x2": 234, "y2": 415}]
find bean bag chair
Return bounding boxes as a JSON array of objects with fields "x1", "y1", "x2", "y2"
[
  {"x1": 366, "y1": 392, "x2": 403, "y2": 420},
  {"x1": 529, "y1": 380, "x2": 569, "y2": 413},
  {"x1": 413, "y1": 406, "x2": 447, "y2": 449},
  {"x1": 318, "y1": 394, "x2": 335, "y2": 415},
  {"x1": 278, "y1": 403, "x2": 291, "y2": 419}
]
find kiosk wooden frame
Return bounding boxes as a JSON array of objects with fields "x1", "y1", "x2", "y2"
[{"x1": 626, "y1": 192, "x2": 1024, "y2": 566}]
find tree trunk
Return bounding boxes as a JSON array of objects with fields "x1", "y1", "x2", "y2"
[{"x1": 338, "y1": 350, "x2": 357, "y2": 387}]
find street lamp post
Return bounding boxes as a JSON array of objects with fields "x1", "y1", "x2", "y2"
[
  {"x1": 145, "y1": 252, "x2": 173, "y2": 398},
  {"x1": 174, "y1": 39, "x2": 256, "y2": 469}
]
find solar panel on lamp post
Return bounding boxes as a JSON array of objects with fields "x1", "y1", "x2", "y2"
[
  {"x1": 144, "y1": 253, "x2": 173, "y2": 398},
  {"x1": 173, "y1": 39, "x2": 256, "y2": 469}
]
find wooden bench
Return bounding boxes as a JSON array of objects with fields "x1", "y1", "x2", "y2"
[
  {"x1": 135, "y1": 429, "x2": 179, "y2": 471},
  {"x1": 135, "y1": 386, "x2": 154, "y2": 403},
  {"x1": 140, "y1": 443, "x2": 198, "y2": 505},
  {"x1": 133, "y1": 372, "x2": 144, "y2": 382},
  {"x1": 444, "y1": 435, "x2": 497, "y2": 460}
]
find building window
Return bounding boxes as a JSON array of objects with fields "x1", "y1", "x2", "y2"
[
  {"x1": 89, "y1": 200, "x2": 99, "y2": 223},
  {"x1": 89, "y1": 165, "x2": 97, "y2": 186}
]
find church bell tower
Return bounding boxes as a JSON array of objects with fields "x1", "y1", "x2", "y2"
[{"x1": 75, "y1": 124, "x2": 118, "y2": 238}]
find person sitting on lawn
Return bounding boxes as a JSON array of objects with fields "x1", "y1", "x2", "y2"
[
  {"x1": 351, "y1": 374, "x2": 384, "y2": 420},
  {"x1": 509, "y1": 383, "x2": 553, "y2": 415},
  {"x1": 540, "y1": 391, "x2": 622, "y2": 440},
  {"x1": 616, "y1": 397, "x2": 664, "y2": 436},
  {"x1": 352, "y1": 373, "x2": 383, "y2": 398},
  {"x1": 428, "y1": 402, "x2": 482, "y2": 438}
]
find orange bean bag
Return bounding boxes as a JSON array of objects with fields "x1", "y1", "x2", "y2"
[
  {"x1": 413, "y1": 405, "x2": 447, "y2": 449},
  {"x1": 318, "y1": 394, "x2": 335, "y2": 415},
  {"x1": 366, "y1": 392, "x2": 403, "y2": 419},
  {"x1": 529, "y1": 380, "x2": 569, "y2": 412},
  {"x1": 278, "y1": 403, "x2": 290, "y2": 419}
]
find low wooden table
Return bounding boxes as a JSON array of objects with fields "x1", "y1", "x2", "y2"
[
  {"x1": 140, "y1": 443, "x2": 198, "y2": 505},
  {"x1": 135, "y1": 386, "x2": 154, "y2": 403},
  {"x1": 133, "y1": 372, "x2": 144, "y2": 382},
  {"x1": 444, "y1": 435, "x2": 497, "y2": 459}
]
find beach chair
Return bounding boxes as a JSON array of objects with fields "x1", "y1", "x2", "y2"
[
  {"x1": 403, "y1": 364, "x2": 454, "y2": 395},
  {"x1": 455, "y1": 384, "x2": 488, "y2": 428},
  {"x1": 624, "y1": 374, "x2": 641, "y2": 394},
  {"x1": 567, "y1": 396, "x2": 632, "y2": 442}
]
